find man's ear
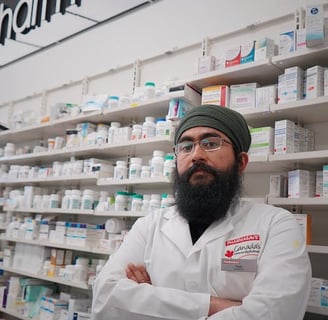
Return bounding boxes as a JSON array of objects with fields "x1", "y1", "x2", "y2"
[{"x1": 238, "y1": 152, "x2": 249, "y2": 173}]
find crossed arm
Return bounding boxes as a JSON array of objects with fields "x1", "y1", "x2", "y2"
[{"x1": 125, "y1": 263, "x2": 242, "y2": 317}]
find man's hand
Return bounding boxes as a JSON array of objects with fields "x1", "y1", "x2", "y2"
[
  {"x1": 125, "y1": 263, "x2": 152, "y2": 284},
  {"x1": 208, "y1": 296, "x2": 242, "y2": 316}
]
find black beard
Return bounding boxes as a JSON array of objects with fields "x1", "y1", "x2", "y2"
[{"x1": 173, "y1": 161, "x2": 241, "y2": 226}]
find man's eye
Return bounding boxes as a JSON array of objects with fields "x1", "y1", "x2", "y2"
[
  {"x1": 201, "y1": 140, "x2": 217, "y2": 149},
  {"x1": 181, "y1": 143, "x2": 193, "y2": 151}
]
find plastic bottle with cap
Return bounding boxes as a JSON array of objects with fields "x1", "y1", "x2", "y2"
[
  {"x1": 114, "y1": 191, "x2": 129, "y2": 211},
  {"x1": 108, "y1": 122, "x2": 121, "y2": 144},
  {"x1": 151, "y1": 150, "x2": 165, "y2": 178},
  {"x1": 131, "y1": 194, "x2": 143, "y2": 212},
  {"x1": 163, "y1": 154, "x2": 175, "y2": 179},
  {"x1": 81, "y1": 189, "x2": 94, "y2": 210},
  {"x1": 144, "y1": 82, "x2": 156, "y2": 100},
  {"x1": 114, "y1": 161, "x2": 128, "y2": 180},
  {"x1": 69, "y1": 189, "x2": 81, "y2": 209},
  {"x1": 108, "y1": 96, "x2": 119, "y2": 108},
  {"x1": 155, "y1": 118, "x2": 167, "y2": 137},
  {"x1": 129, "y1": 157, "x2": 142, "y2": 179},
  {"x1": 149, "y1": 194, "x2": 161, "y2": 213},
  {"x1": 142, "y1": 116, "x2": 156, "y2": 139}
]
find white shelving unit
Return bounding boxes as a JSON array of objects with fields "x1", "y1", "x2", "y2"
[
  {"x1": 1, "y1": 46, "x2": 328, "y2": 319},
  {"x1": 187, "y1": 48, "x2": 328, "y2": 318},
  {"x1": 0, "y1": 88, "x2": 199, "y2": 319}
]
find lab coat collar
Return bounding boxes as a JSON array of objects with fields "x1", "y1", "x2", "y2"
[{"x1": 161, "y1": 203, "x2": 239, "y2": 257}]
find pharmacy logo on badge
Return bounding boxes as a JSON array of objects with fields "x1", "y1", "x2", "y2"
[
  {"x1": 221, "y1": 234, "x2": 261, "y2": 272},
  {"x1": 225, "y1": 234, "x2": 261, "y2": 259}
]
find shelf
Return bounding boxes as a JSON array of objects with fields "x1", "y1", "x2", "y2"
[
  {"x1": 97, "y1": 176, "x2": 171, "y2": 187},
  {"x1": 1, "y1": 265, "x2": 90, "y2": 290},
  {"x1": 0, "y1": 110, "x2": 103, "y2": 145},
  {"x1": 269, "y1": 150, "x2": 328, "y2": 170},
  {"x1": 101, "y1": 89, "x2": 201, "y2": 124},
  {"x1": 268, "y1": 197, "x2": 328, "y2": 207},
  {"x1": 0, "y1": 235, "x2": 111, "y2": 256},
  {"x1": 188, "y1": 59, "x2": 283, "y2": 90},
  {"x1": 4, "y1": 208, "x2": 94, "y2": 215},
  {"x1": 272, "y1": 45, "x2": 328, "y2": 70},
  {"x1": 0, "y1": 136, "x2": 174, "y2": 166},
  {"x1": 0, "y1": 174, "x2": 98, "y2": 187},
  {"x1": 94, "y1": 210, "x2": 145, "y2": 217},
  {"x1": 269, "y1": 96, "x2": 328, "y2": 125},
  {"x1": 0, "y1": 307, "x2": 29, "y2": 320},
  {"x1": 306, "y1": 305, "x2": 328, "y2": 316},
  {"x1": 0, "y1": 89, "x2": 200, "y2": 145},
  {"x1": 308, "y1": 245, "x2": 328, "y2": 254}
]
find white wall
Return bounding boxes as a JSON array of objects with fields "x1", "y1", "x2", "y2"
[{"x1": 0, "y1": 0, "x2": 327, "y2": 123}]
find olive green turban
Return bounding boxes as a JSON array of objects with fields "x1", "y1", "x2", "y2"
[{"x1": 174, "y1": 104, "x2": 251, "y2": 153}]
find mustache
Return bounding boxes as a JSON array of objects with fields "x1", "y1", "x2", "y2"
[{"x1": 182, "y1": 162, "x2": 221, "y2": 181}]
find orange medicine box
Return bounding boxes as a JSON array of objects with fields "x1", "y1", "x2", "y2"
[
  {"x1": 201, "y1": 85, "x2": 230, "y2": 107},
  {"x1": 294, "y1": 213, "x2": 312, "y2": 244}
]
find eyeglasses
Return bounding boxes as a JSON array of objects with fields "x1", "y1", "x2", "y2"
[{"x1": 174, "y1": 136, "x2": 232, "y2": 156}]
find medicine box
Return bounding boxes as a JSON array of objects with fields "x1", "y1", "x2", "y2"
[
  {"x1": 305, "y1": 4, "x2": 325, "y2": 47},
  {"x1": 274, "y1": 119, "x2": 295, "y2": 154},
  {"x1": 240, "y1": 41, "x2": 255, "y2": 64},
  {"x1": 278, "y1": 66, "x2": 304, "y2": 104},
  {"x1": 279, "y1": 31, "x2": 295, "y2": 55},
  {"x1": 288, "y1": 169, "x2": 315, "y2": 198},
  {"x1": 197, "y1": 56, "x2": 215, "y2": 74},
  {"x1": 249, "y1": 127, "x2": 274, "y2": 155},
  {"x1": 305, "y1": 65, "x2": 324, "y2": 99},
  {"x1": 269, "y1": 174, "x2": 287, "y2": 198},
  {"x1": 230, "y1": 83, "x2": 258, "y2": 109},
  {"x1": 293, "y1": 213, "x2": 312, "y2": 244},
  {"x1": 255, "y1": 37, "x2": 276, "y2": 61},
  {"x1": 224, "y1": 46, "x2": 241, "y2": 68},
  {"x1": 296, "y1": 29, "x2": 307, "y2": 51},
  {"x1": 324, "y1": 68, "x2": 328, "y2": 96},
  {"x1": 308, "y1": 278, "x2": 328, "y2": 307},
  {"x1": 214, "y1": 52, "x2": 225, "y2": 70},
  {"x1": 316, "y1": 171, "x2": 323, "y2": 197},
  {"x1": 323, "y1": 165, "x2": 328, "y2": 198},
  {"x1": 201, "y1": 85, "x2": 230, "y2": 107},
  {"x1": 51, "y1": 248, "x2": 65, "y2": 266},
  {"x1": 256, "y1": 85, "x2": 277, "y2": 109}
]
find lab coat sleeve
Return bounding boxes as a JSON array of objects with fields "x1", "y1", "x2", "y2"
[
  {"x1": 92, "y1": 215, "x2": 210, "y2": 320},
  {"x1": 208, "y1": 209, "x2": 312, "y2": 320}
]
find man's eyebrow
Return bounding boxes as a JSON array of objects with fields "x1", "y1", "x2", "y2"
[{"x1": 178, "y1": 132, "x2": 221, "y2": 142}]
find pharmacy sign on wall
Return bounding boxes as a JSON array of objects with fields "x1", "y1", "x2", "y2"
[{"x1": 0, "y1": 0, "x2": 82, "y2": 45}]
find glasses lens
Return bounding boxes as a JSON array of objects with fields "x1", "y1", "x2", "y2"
[
  {"x1": 176, "y1": 141, "x2": 194, "y2": 154},
  {"x1": 200, "y1": 137, "x2": 222, "y2": 151}
]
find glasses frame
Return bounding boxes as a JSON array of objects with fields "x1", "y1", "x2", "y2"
[{"x1": 174, "y1": 136, "x2": 232, "y2": 156}]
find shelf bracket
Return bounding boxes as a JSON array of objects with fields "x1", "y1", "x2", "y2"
[
  {"x1": 41, "y1": 90, "x2": 47, "y2": 117},
  {"x1": 201, "y1": 37, "x2": 210, "y2": 57},
  {"x1": 8, "y1": 101, "x2": 14, "y2": 129},
  {"x1": 82, "y1": 76, "x2": 89, "y2": 96},
  {"x1": 132, "y1": 59, "x2": 141, "y2": 94},
  {"x1": 294, "y1": 7, "x2": 305, "y2": 30}
]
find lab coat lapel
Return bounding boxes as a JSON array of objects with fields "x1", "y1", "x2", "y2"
[
  {"x1": 161, "y1": 209, "x2": 193, "y2": 257},
  {"x1": 190, "y1": 213, "x2": 234, "y2": 255}
]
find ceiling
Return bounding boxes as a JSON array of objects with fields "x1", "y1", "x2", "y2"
[{"x1": 0, "y1": 0, "x2": 154, "y2": 68}]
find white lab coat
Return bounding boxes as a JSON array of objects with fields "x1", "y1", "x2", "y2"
[{"x1": 92, "y1": 200, "x2": 311, "y2": 320}]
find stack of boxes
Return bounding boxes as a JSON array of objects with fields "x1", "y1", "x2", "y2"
[
  {"x1": 277, "y1": 66, "x2": 304, "y2": 104},
  {"x1": 273, "y1": 119, "x2": 314, "y2": 154},
  {"x1": 249, "y1": 127, "x2": 274, "y2": 156},
  {"x1": 305, "y1": 65, "x2": 325, "y2": 99}
]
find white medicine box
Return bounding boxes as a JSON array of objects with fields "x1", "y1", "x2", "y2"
[
  {"x1": 249, "y1": 127, "x2": 274, "y2": 155},
  {"x1": 288, "y1": 169, "x2": 315, "y2": 198}
]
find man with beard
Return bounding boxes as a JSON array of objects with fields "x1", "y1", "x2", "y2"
[{"x1": 92, "y1": 105, "x2": 311, "y2": 320}]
